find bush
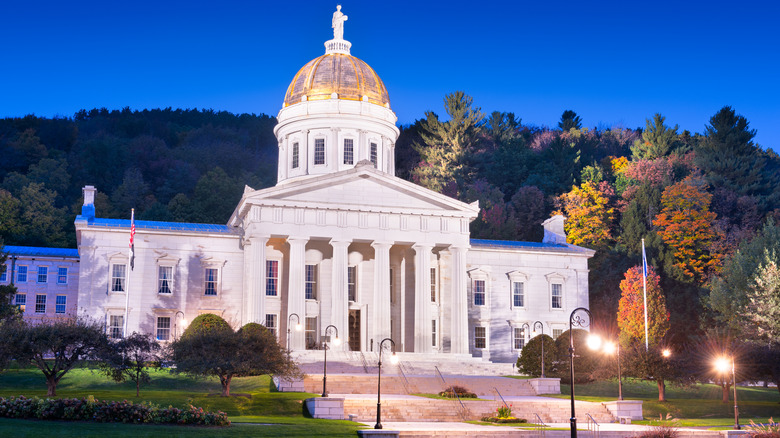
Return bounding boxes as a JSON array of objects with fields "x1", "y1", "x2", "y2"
[
  {"x1": 517, "y1": 334, "x2": 555, "y2": 376},
  {"x1": 0, "y1": 396, "x2": 229, "y2": 426},
  {"x1": 637, "y1": 425, "x2": 678, "y2": 438},
  {"x1": 748, "y1": 418, "x2": 780, "y2": 438},
  {"x1": 439, "y1": 385, "x2": 476, "y2": 398}
]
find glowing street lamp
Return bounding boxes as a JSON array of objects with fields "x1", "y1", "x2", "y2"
[
  {"x1": 322, "y1": 324, "x2": 341, "y2": 397},
  {"x1": 602, "y1": 341, "x2": 623, "y2": 400},
  {"x1": 569, "y1": 307, "x2": 598, "y2": 438},
  {"x1": 375, "y1": 338, "x2": 398, "y2": 429},
  {"x1": 715, "y1": 356, "x2": 739, "y2": 430}
]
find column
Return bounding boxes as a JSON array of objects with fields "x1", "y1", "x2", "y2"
[
  {"x1": 301, "y1": 129, "x2": 309, "y2": 175},
  {"x1": 278, "y1": 137, "x2": 287, "y2": 182},
  {"x1": 330, "y1": 239, "x2": 350, "y2": 350},
  {"x1": 358, "y1": 129, "x2": 367, "y2": 161},
  {"x1": 413, "y1": 244, "x2": 433, "y2": 353},
  {"x1": 450, "y1": 245, "x2": 469, "y2": 354},
  {"x1": 287, "y1": 237, "x2": 307, "y2": 350},
  {"x1": 243, "y1": 235, "x2": 269, "y2": 324},
  {"x1": 371, "y1": 241, "x2": 392, "y2": 344},
  {"x1": 331, "y1": 128, "x2": 340, "y2": 169}
]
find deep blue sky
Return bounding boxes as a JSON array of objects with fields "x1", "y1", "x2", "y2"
[{"x1": 2, "y1": 1, "x2": 778, "y2": 150}]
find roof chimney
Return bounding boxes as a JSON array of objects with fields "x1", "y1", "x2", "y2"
[
  {"x1": 81, "y1": 185, "x2": 96, "y2": 221},
  {"x1": 542, "y1": 215, "x2": 567, "y2": 244}
]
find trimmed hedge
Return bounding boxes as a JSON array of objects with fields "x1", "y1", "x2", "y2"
[{"x1": 0, "y1": 396, "x2": 230, "y2": 426}]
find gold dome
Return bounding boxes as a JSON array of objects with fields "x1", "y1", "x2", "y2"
[{"x1": 283, "y1": 53, "x2": 390, "y2": 107}]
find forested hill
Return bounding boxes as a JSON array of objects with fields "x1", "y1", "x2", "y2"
[
  {"x1": 2, "y1": 98, "x2": 780, "y2": 340},
  {"x1": 0, "y1": 108, "x2": 278, "y2": 248}
]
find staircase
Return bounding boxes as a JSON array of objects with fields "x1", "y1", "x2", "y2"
[{"x1": 303, "y1": 374, "x2": 536, "y2": 396}]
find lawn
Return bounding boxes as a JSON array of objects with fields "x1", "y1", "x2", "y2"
[
  {"x1": 0, "y1": 366, "x2": 365, "y2": 437},
  {"x1": 548, "y1": 378, "x2": 780, "y2": 422}
]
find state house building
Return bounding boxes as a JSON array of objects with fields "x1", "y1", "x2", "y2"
[{"x1": 4, "y1": 8, "x2": 595, "y2": 364}]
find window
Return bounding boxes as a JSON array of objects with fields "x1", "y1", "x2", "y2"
[
  {"x1": 37, "y1": 266, "x2": 48, "y2": 283},
  {"x1": 314, "y1": 138, "x2": 325, "y2": 165},
  {"x1": 474, "y1": 326, "x2": 486, "y2": 349},
  {"x1": 305, "y1": 317, "x2": 317, "y2": 350},
  {"x1": 370, "y1": 142, "x2": 378, "y2": 167},
  {"x1": 430, "y1": 268, "x2": 437, "y2": 302},
  {"x1": 15, "y1": 294, "x2": 26, "y2": 312},
  {"x1": 266, "y1": 260, "x2": 279, "y2": 296},
  {"x1": 265, "y1": 314, "x2": 277, "y2": 338},
  {"x1": 111, "y1": 264, "x2": 126, "y2": 292},
  {"x1": 551, "y1": 283, "x2": 562, "y2": 309},
  {"x1": 109, "y1": 315, "x2": 124, "y2": 339},
  {"x1": 305, "y1": 264, "x2": 317, "y2": 300},
  {"x1": 432, "y1": 320, "x2": 437, "y2": 347},
  {"x1": 513, "y1": 282, "x2": 525, "y2": 308},
  {"x1": 17, "y1": 265, "x2": 27, "y2": 283},
  {"x1": 0, "y1": 266, "x2": 6, "y2": 282},
  {"x1": 158, "y1": 266, "x2": 172, "y2": 294},
  {"x1": 553, "y1": 328, "x2": 563, "y2": 340},
  {"x1": 347, "y1": 266, "x2": 357, "y2": 301},
  {"x1": 474, "y1": 280, "x2": 485, "y2": 306},
  {"x1": 35, "y1": 294, "x2": 46, "y2": 313},
  {"x1": 156, "y1": 317, "x2": 171, "y2": 341},
  {"x1": 55, "y1": 295, "x2": 66, "y2": 314},
  {"x1": 204, "y1": 268, "x2": 218, "y2": 296},
  {"x1": 57, "y1": 267, "x2": 68, "y2": 284},
  {"x1": 292, "y1": 142, "x2": 299, "y2": 168},
  {"x1": 514, "y1": 327, "x2": 525, "y2": 349},
  {"x1": 343, "y1": 138, "x2": 354, "y2": 164}
]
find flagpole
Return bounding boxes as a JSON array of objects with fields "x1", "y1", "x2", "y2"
[
  {"x1": 642, "y1": 238, "x2": 649, "y2": 352},
  {"x1": 124, "y1": 208, "x2": 135, "y2": 338}
]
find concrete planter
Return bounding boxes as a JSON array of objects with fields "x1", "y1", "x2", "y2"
[
  {"x1": 602, "y1": 400, "x2": 643, "y2": 420},
  {"x1": 528, "y1": 377, "x2": 561, "y2": 394},
  {"x1": 304, "y1": 396, "x2": 345, "y2": 420}
]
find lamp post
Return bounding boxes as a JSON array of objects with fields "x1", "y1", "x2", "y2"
[
  {"x1": 602, "y1": 341, "x2": 623, "y2": 400},
  {"x1": 287, "y1": 313, "x2": 302, "y2": 358},
  {"x1": 532, "y1": 321, "x2": 545, "y2": 378},
  {"x1": 375, "y1": 337, "x2": 397, "y2": 430},
  {"x1": 716, "y1": 356, "x2": 740, "y2": 430},
  {"x1": 322, "y1": 324, "x2": 340, "y2": 397},
  {"x1": 569, "y1": 307, "x2": 599, "y2": 438}
]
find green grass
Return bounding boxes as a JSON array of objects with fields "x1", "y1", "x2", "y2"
[
  {"x1": 544, "y1": 378, "x2": 780, "y2": 420},
  {"x1": 0, "y1": 366, "x2": 366, "y2": 437}
]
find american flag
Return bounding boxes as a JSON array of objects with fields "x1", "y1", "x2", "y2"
[
  {"x1": 129, "y1": 208, "x2": 136, "y2": 271},
  {"x1": 641, "y1": 239, "x2": 648, "y2": 278}
]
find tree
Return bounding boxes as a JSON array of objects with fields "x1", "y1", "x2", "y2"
[
  {"x1": 617, "y1": 266, "x2": 670, "y2": 346},
  {"x1": 517, "y1": 334, "x2": 555, "y2": 377},
  {"x1": 508, "y1": 186, "x2": 547, "y2": 242},
  {"x1": 620, "y1": 340, "x2": 685, "y2": 401},
  {"x1": 652, "y1": 180, "x2": 721, "y2": 283},
  {"x1": 170, "y1": 314, "x2": 299, "y2": 397},
  {"x1": 557, "y1": 181, "x2": 616, "y2": 249},
  {"x1": 101, "y1": 332, "x2": 160, "y2": 397},
  {"x1": 18, "y1": 183, "x2": 69, "y2": 247},
  {"x1": 630, "y1": 114, "x2": 679, "y2": 160},
  {"x1": 558, "y1": 110, "x2": 582, "y2": 132},
  {"x1": 740, "y1": 252, "x2": 780, "y2": 342},
  {"x1": 709, "y1": 219, "x2": 780, "y2": 330},
  {"x1": 412, "y1": 91, "x2": 484, "y2": 194},
  {"x1": 1, "y1": 318, "x2": 109, "y2": 396},
  {"x1": 553, "y1": 329, "x2": 602, "y2": 384}
]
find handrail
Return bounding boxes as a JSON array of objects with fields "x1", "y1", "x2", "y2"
[
  {"x1": 434, "y1": 366, "x2": 468, "y2": 421},
  {"x1": 533, "y1": 413, "x2": 548, "y2": 438},
  {"x1": 586, "y1": 413, "x2": 600, "y2": 438},
  {"x1": 493, "y1": 386, "x2": 509, "y2": 408},
  {"x1": 359, "y1": 351, "x2": 369, "y2": 373},
  {"x1": 397, "y1": 361, "x2": 411, "y2": 394}
]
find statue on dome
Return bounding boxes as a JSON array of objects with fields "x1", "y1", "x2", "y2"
[{"x1": 332, "y1": 5, "x2": 348, "y2": 40}]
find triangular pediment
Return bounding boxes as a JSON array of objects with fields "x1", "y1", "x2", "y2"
[{"x1": 229, "y1": 164, "x2": 479, "y2": 225}]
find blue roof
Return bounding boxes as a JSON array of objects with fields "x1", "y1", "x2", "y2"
[
  {"x1": 470, "y1": 239, "x2": 594, "y2": 254},
  {"x1": 3, "y1": 246, "x2": 79, "y2": 258},
  {"x1": 80, "y1": 217, "x2": 236, "y2": 234}
]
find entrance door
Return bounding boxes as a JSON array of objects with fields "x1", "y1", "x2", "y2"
[{"x1": 348, "y1": 309, "x2": 361, "y2": 351}]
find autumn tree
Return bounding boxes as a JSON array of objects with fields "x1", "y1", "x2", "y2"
[
  {"x1": 617, "y1": 266, "x2": 670, "y2": 346},
  {"x1": 630, "y1": 113, "x2": 680, "y2": 160},
  {"x1": 652, "y1": 180, "x2": 721, "y2": 283},
  {"x1": 557, "y1": 181, "x2": 616, "y2": 249},
  {"x1": 412, "y1": 91, "x2": 484, "y2": 195}
]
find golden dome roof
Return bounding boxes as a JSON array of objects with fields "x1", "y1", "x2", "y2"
[{"x1": 283, "y1": 53, "x2": 390, "y2": 107}]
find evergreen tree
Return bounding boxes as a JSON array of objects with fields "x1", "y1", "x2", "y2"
[
  {"x1": 630, "y1": 113, "x2": 680, "y2": 160},
  {"x1": 558, "y1": 110, "x2": 582, "y2": 131}
]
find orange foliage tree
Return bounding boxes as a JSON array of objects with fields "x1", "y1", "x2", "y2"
[
  {"x1": 617, "y1": 266, "x2": 670, "y2": 345},
  {"x1": 558, "y1": 181, "x2": 615, "y2": 249},
  {"x1": 652, "y1": 180, "x2": 721, "y2": 283}
]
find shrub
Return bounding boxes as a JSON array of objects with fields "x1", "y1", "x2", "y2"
[
  {"x1": 439, "y1": 385, "x2": 476, "y2": 398},
  {"x1": 637, "y1": 425, "x2": 679, "y2": 438},
  {"x1": 0, "y1": 396, "x2": 229, "y2": 426},
  {"x1": 748, "y1": 418, "x2": 780, "y2": 438}
]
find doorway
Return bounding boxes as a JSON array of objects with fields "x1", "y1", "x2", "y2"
[{"x1": 348, "y1": 309, "x2": 361, "y2": 351}]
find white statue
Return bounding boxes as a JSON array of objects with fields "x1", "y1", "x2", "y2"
[{"x1": 332, "y1": 5, "x2": 348, "y2": 40}]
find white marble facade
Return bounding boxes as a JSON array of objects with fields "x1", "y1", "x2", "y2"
[{"x1": 72, "y1": 8, "x2": 595, "y2": 362}]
